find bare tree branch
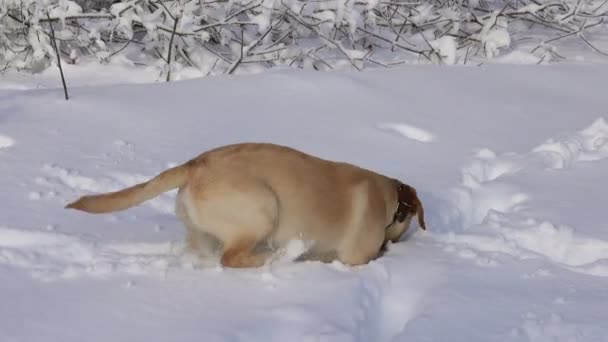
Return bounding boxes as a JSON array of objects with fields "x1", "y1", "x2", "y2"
[
  {"x1": 46, "y1": 12, "x2": 69, "y2": 100},
  {"x1": 166, "y1": 13, "x2": 180, "y2": 82}
]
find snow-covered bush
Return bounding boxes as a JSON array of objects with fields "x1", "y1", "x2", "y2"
[{"x1": 1, "y1": 0, "x2": 607, "y2": 78}]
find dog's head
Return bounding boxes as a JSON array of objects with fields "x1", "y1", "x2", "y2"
[{"x1": 385, "y1": 183, "x2": 426, "y2": 243}]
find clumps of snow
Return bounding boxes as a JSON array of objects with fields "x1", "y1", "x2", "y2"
[
  {"x1": 494, "y1": 51, "x2": 543, "y2": 64},
  {"x1": 514, "y1": 4, "x2": 544, "y2": 14},
  {"x1": 283, "y1": 239, "x2": 312, "y2": 259},
  {"x1": 0, "y1": 226, "x2": 180, "y2": 281},
  {"x1": 443, "y1": 117, "x2": 608, "y2": 227},
  {"x1": 460, "y1": 148, "x2": 524, "y2": 185},
  {"x1": 434, "y1": 117, "x2": 608, "y2": 276},
  {"x1": 250, "y1": 0, "x2": 277, "y2": 33},
  {"x1": 446, "y1": 180, "x2": 529, "y2": 227},
  {"x1": 48, "y1": 0, "x2": 83, "y2": 25},
  {"x1": 477, "y1": 12, "x2": 511, "y2": 58},
  {"x1": 533, "y1": 117, "x2": 608, "y2": 169},
  {"x1": 377, "y1": 122, "x2": 436, "y2": 143},
  {"x1": 42, "y1": 164, "x2": 106, "y2": 193},
  {"x1": 430, "y1": 36, "x2": 457, "y2": 65},
  {"x1": 504, "y1": 218, "x2": 608, "y2": 267},
  {"x1": 28, "y1": 192, "x2": 42, "y2": 200},
  {"x1": 270, "y1": 239, "x2": 314, "y2": 264},
  {"x1": 570, "y1": 259, "x2": 608, "y2": 277},
  {"x1": 437, "y1": 209, "x2": 608, "y2": 276},
  {"x1": 513, "y1": 312, "x2": 606, "y2": 341},
  {"x1": 483, "y1": 28, "x2": 511, "y2": 58},
  {"x1": 437, "y1": 147, "x2": 529, "y2": 227},
  {"x1": 409, "y1": 4, "x2": 435, "y2": 25},
  {"x1": 440, "y1": 212, "x2": 608, "y2": 269},
  {"x1": 0, "y1": 134, "x2": 15, "y2": 149}
]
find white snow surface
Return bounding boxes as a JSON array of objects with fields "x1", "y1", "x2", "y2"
[
  {"x1": 377, "y1": 122, "x2": 437, "y2": 143},
  {"x1": 1, "y1": 65, "x2": 608, "y2": 342},
  {"x1": 0, "y1": 134, "x2": 15, "y2": 149}
]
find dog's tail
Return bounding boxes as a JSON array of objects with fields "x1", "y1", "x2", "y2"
[{"x1": 65, "y1": 161, "x2": 193, "y2": 214}]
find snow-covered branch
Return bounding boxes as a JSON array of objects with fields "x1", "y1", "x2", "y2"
[{"x1": 1, "y1": 0, "x2": 607, "y2": 77}]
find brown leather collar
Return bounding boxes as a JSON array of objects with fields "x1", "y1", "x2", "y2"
[{"x1": 385, "y1": 182, "x2": 412, "y2": 229}]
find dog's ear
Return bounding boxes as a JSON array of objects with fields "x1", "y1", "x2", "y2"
[
  {"x1": 402, "y1": 184, "x2": 426, "y2": 230},
  {"x1": 414, "y1": 191, "x2": 426, "y2": 230}
]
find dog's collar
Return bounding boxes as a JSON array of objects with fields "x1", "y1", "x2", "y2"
[{"x1": 385, "y1": 182, "x2": 411, "y2": 230}]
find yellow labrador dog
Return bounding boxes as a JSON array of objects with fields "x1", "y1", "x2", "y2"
[{"x1": 66, "y1": 143, "x2": 426, "y2": 268}]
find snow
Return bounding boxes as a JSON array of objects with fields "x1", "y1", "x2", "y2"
[
  {"x1": 533, "y1": 117, "x2": 608, "y2": 168},
  {"x1": 0, "y1": 135, "x2": 15, "y2": 149},
  {"x1": 376, "y1": 123, "x2": 436, "y2": 143},
  {"x1": 494, "y1": 51, "x2": 543, "y2": 65},
  {"x1": 429, "y1": 36, "x2": 457, "y2": 65},
  {"x1": 1, "y1": 64, "x2": 608, "y2": 341}
]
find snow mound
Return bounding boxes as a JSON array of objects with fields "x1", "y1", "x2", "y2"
[
  {"x1": 494, "y1": 51, "x2": 542, "y2": 64},
  {"x1": 512, "y1": 312, "x2": 607, "y2": 341},
  {"x1": 429, "y1": 36, "x2": 457, "y2": 65},
  {"x1": 377, "y1": 122, "x2": 436, "y2": 143},
  {"x1": 0, "y1": 226, "x2": 182, "y2": 281},
  {"x1": 439, "y1": 212, "x2": 608, "y2": 271},
  {"x1": 442, "y1": 117, "x2": 608, "y2": 227},
  {"x1": 434, "y1": 117, "x2": 608, "y2": 276},
  {"x1": 0, "y1": 134, "x2": 15, "y2": 149},
  {"x1": 533, "y1": 117, "x2": 608, "y2": 169}
]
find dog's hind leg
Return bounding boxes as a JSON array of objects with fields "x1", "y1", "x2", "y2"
[
  {"x1": 218, "y1": 207, "x2": 277, "y2": 267},
  {"x1": 196, "y1": 181, "x2": 279, "y2": 268},
  {"x1": 176, "y1": 189, "x2": 220, "y2": 256},
  {"x1": 220, "y1": 237, "x2": 272, "y2": 268}
]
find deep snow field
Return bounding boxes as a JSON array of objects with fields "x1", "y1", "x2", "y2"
[{"x1": 1, "y1": 63, "x2": 608, "y2": 342}]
